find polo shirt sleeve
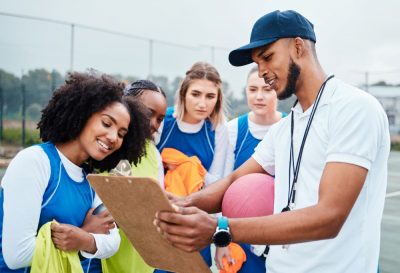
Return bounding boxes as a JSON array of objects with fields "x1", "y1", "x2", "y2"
[
  {"x1": 326, "y1": 93, "x2": 387, "y2": 170},
  {"x1": 252, "y1": 127, "x2": 275, "y2": 175}
]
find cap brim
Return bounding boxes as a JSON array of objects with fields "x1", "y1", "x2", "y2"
[{"x1": 228, "y1": 38, "x2": 279, "y2": 67}]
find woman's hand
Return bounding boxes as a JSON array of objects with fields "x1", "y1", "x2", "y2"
[
  {"x1": 51, "y1": 222, "x2": 96, "y2": 253},
  {"x1": 215, "y1": 246, "x2": 234, "y2": 271},
  {"x1": 82, "y1": 208, "x2": 115, "y2": 234}
]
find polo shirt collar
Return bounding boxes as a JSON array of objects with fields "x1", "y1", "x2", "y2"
[{"x1": 291, "y1": 75, "x2": 337, "y2": 116}]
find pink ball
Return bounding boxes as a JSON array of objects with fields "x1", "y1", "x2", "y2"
[{"x1": 222, "y1": 173, "x2": 274, "y2": 218}]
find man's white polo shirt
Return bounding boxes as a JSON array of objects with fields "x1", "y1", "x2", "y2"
[{"x1": 252, "y1": 78, "x2": 390, "y2": 273}]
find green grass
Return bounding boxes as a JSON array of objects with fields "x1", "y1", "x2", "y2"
[
  {"x1": 391, "y1": 142, "x2": 400, "y2": 151},
  {"x1": 2, "y1": 128, "x2": 41, "y2": 146}
]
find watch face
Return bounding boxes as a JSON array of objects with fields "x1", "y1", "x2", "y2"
[{"x1": 213, "y1": 230, "x2": 232, "y2": 247}]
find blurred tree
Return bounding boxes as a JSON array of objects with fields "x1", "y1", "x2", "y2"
[
  {"x1": 22, "y1": 69, "x2": 64, "y2": 108},
  {"x1": 49, "y1": 69, "x2": 65, "y2": 93},
  {"x1": 112, "y1": 73, "x2": 139, "y2": 87},
  {"x1": 0, "y1": 68, "x2": 296, "y2": 123},
  {"x1": 371, "y1": 80, "x2": 389, "y2": 86},
  {"x1": 0, "y1": 69, "x2": 65, "y2": 120},
  {"x1": 0, "y1": 69, "x2": 21, "y2": 117},
  {"x1": 124, "y1": 75, "x2": 139, "y2": 86},
  {"x1": 149, "y1": 75, "x2": 176, "y2": 107},
  {"x1": 26, "y1": 103, "x2": 42, "y2": 121},
  {"x1": 167, "y1": 76, "x2": 183, "y2": 107}
]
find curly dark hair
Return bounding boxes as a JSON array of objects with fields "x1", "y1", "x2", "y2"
[{"x1": 38, "y1": 71, "x2": 151, "y2": 171}]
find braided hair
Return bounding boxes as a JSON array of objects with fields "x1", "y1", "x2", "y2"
[{"x1": 124, "y1": 79, "x2": 166, "y2": 98}]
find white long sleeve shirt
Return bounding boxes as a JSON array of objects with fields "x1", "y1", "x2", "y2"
[{"x1": 1, "y1": 145, "x2": 120, "y2": 269}]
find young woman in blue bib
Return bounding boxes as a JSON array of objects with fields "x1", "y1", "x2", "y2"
[
  {"x1": 0, "y1": 72, "x2": 150, "y2": 273},
  {"x1": 155, "y1": 62, "x2": 229, "y2": 272}
]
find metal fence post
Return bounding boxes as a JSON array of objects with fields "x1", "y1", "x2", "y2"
[
  {"x1": 21, "y1": 82, "x2": 26, "y2": 147},
  {"x1": 0, "y1": 74, "x2": 3, "y2": 142}
]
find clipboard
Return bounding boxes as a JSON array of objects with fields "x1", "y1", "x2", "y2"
[{"x1": 87, "y1": 174, "x2": 211, "y2": 273}]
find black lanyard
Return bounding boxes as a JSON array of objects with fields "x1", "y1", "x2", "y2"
[{"x1": 281, "y1": 75, "x2": 334, "y2": 213}]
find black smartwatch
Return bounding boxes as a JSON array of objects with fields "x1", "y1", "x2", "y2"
[{"x1": 212, "y1": 216, "x2": 232, "y2": 247}]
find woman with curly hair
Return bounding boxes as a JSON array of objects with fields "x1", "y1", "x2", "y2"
[{"x1": 0, "y1": 71, "x2": 150, "y2": 273}]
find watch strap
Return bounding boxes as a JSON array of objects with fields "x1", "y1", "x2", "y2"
[{"x1": 217, "y1": 216, "x2": 229, "y2": 230}]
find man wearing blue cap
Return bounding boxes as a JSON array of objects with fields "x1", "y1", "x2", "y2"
[{"x1": 155, "y1": 10, "x2": 389, "y2": 273}]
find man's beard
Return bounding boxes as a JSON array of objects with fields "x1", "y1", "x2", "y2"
[{"x1": 277, "y1": 59, "x2": 300, "y2": 100}]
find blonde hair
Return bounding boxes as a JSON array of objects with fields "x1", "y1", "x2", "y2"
[{"x1": 175, "y1": 62, "x2": 226, "y2": 129}]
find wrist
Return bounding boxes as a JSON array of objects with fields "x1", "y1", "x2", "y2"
[
  {"x1": 82, "y1": 233, "x2": 97, "y2": 254},
  {"x1": 185, "y1": 194, "x2": 195, "y2": 207},
  {"x1": 81, "y1": 223, "x2": 90, "y2": 233},
  {"x1": 210, "y1": 216, "x2": 218, "y2": 243},
  {"x1": 212, "y1": 216, "x2": 232, "y2": 247}
]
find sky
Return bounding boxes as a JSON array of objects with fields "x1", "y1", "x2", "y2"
[{"x1": 0, "y1": 0, "x2": 399, "y2": 97}]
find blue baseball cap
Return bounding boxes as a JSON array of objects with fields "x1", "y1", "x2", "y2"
[{"x1": 229, "y1": 10, "x2": 316, "y2": 67}]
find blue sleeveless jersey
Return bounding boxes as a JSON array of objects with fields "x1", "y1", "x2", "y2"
[
  {"x1": 157, "y1": 107, "x2": 215, "y2": 170},
  {"x1": 0, "y1": 142, "x2": 98, "y2": 273},
  {"x1": 234, "y1": 112, "x2": 287, "y2": 170},
  {"x1": 234, "y1": 113, "x2": 260, "y2": 170}
]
